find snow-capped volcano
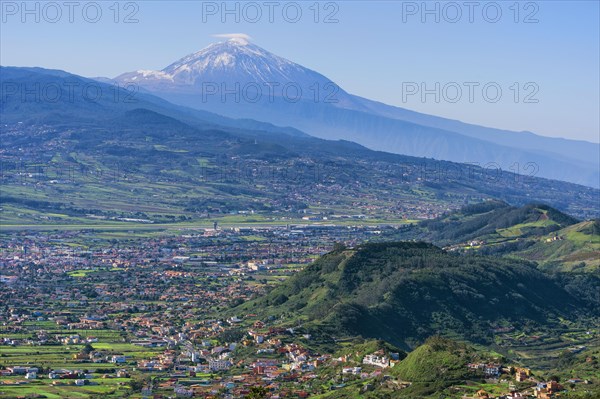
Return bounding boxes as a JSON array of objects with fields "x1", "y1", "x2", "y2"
[
  {"x1": 115, "y1": 38, "x2": 357, "y2": 106},
  {"x1": 161, "y1": 38, "x2": 311, "y2": 84}
]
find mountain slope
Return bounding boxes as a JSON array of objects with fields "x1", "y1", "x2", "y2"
[
  {"x1": 234, "y1": 242, "x2": 598, "y2": 348},
  {"x1": 356, "y1": 95, "x2": 599, "y2": 169},
  {"x1": 408, "y1": 201, "x2": 579, "y2": 244},
  {"x1": 113, "y1": 39, "x2": 600, "y2": 187},
  {"x1": 512, "y1": 220, "x2": 600, "y2": 273},
  {"x1": 395, "y1": 202, "x2": 599, "y2": 273},
  {"x1": 0, "y1": 66, "x2": 308, "y2": 138}
]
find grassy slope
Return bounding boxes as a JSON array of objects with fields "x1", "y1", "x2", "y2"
[
  {"x1": 517, "y1": 220, "x2": 600, "y2": 272},
  {"x1": 400, "y1": 202, "x2": 598, "y2": 273}
]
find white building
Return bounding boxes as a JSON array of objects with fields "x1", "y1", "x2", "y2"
[
  {"x1": 111, "y1": 355, "x2": 127, "y2": 364},
  {"x1": 363, "y1": 354, "x2": 390, "y2": 368},
  {"x1": 342, "y1": 367, "x2": 362, "y2": 375},
  {"x1": 208, "y1": 359, "x2": 232, "y2": 371}
]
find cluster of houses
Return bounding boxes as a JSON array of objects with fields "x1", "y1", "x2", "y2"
[
  {"x1": 464, "y1": 363, "x2": 595, "y2": 399},
  {"x1": 468, "y1": 362, "x2": 503, "y2": 377},
  {"x1": 0, "y1": 366, "x2": 39, "y2": 380},
  {"x1": 533, "y1": 381, "x2": 563, "y2": 399},
  {"x1": 471, "y1": 379, "x2": 572, "y2": 399},
  {"x1": 1, "y1": 366, "x2": 134, "y2": 388},
  {"x1": 362, "y1": 353, "x2": 393, "y2": 368}
]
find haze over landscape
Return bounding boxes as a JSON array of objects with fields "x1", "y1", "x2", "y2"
[
  {"x1": 0, "y1": 2, "x2": 599, "y2": 399},
  {"x1": 3, "y1": 1, "x2": 600, "y2": 141}
]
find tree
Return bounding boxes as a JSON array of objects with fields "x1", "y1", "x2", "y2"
[
  {"x1": 129, "y1": 377, "x2": 146, "y2": 392},
  {"x1": 82, "y1": 343, "x2": 95, "y2": 355},
  {"x1": 333, "y1": 242, "x2": 347, "y2": 252},
  {"x1": 246, "y1": 386, "x2": 268, "y2": 399}
]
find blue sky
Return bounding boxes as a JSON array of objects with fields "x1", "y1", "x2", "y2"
[{"x1": 1, "y1": 1, "x2": 598, "y2": 142}]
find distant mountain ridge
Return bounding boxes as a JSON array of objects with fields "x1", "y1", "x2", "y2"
[
  {"x1": 0, "y1": 66, "x2": 308, "y2": 138},
  {"x1": 113, "y1": 38, "x2": 600, "y2": 187},
  {"x1": 2, "y1": 66, "x2": 599, "y2": 225}
]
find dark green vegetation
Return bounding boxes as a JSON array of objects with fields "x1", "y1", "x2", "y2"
[
  {"x1": 391, "y1": 337, "x2": 473, "y2": 382},
  {"x1": 1, "y1": 67, "x2": 599, "y2": 228},
  {"x1": 234, "y1": 241, "x2": 599, "y2": 349}
]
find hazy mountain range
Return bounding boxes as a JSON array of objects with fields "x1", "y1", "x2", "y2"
[
  {"x1": 1, "y1": 66, "x2": 598, "y2": 223},
  {"x1": 111, "y1": 38, "x2": 600, "y2": 188}
]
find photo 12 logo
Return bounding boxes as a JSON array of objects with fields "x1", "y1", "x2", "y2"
[
  {"x1": 0, "y1": 81, "x2": 138, "y2": 104},
  {"x1": 198, "y1": 80, "x2": 340, "y2": 104},
  {"x1": 407, "y1": 161, "x2": 540, "y2": 184},
  {"x1": 1, "y1": 160, "x2": 128, "y2": 184},
  {"x1": 200, "y1": 1, "x2": 340, "y2": 23},
  {"x1": 401, "y1": 1, "x2": 539, "y2": 23},
  {"x1": 1, "y1": 1, "x2": 140, "y2": 23},
  {"x1": 401, "y1": 81, "x2": 540, "y2": 104}
]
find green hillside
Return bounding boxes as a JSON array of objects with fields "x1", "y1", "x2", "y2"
[
  {"x1": 235, "y1": 242, "x2": 598, "y2": 348},
  {"x1": 397, "y1": 202, "x2": 599, "y2": 273},
  {"x1": 392, "y1": 336, "x2": 473, "y2": 382},
  {"x1": 516, "y1": 220, "x2": 600, "y2": 273},
  {"x1": 409, "y1": 201, "x2": 578, "y2": 245}
]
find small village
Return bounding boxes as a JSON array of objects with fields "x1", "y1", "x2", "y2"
[{"x1": 1, "y1": 309, "x2": 594, "y2": 398}]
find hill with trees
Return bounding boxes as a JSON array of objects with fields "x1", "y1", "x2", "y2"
[{"x1": 235, "y1": 242, "x2": 598, "y2": 348}]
